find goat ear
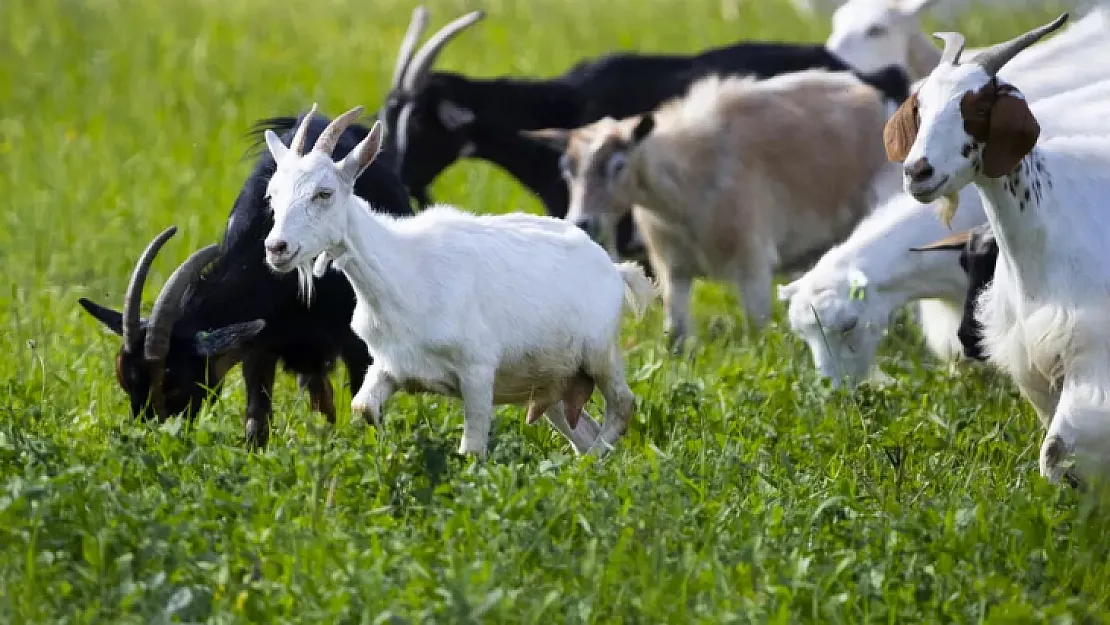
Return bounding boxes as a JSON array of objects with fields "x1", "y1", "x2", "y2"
[
  {"x1": 520, "y1": 128, "x2": 570, "y2": 153},
  {"x1": 339, "y1": 121, "x2": 385, "y2": 182},
  {"x1": 78, "y1": 298, "x2": 124, "y2": 336},
  {"x1": 883, "y1": 92, "x2": 918, "y2": 163},
  {"x1": 908, "y1": 230, "x2": 973, "y2": 252},
  {"x1": 982, "y1": 92, "x2": 1039, "y2": 178},
  {"x1": 264, "y1": 129, "x2": 292, "y2": 165},
  {"x1": 632, "y1": 115, "x2": 654, "y2": 144},
  {"x1": 195, "y1": 320, "x2": 266, "y2": 356},
  {"x1": 437, "y1": 100, "x2": 475, "y2": 130}
]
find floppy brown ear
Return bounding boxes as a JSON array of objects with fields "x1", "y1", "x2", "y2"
[
  {"x1": 908, "y1": 230, "x2": 973, "y2": 252},
  {"x1": 883, "y1": 93, "x2": 919, "y2": 163},
  {"x1": 982, "y1": 92, "x2": 1039, "y2": 178}
]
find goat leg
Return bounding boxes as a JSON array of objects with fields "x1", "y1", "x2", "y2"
[
  {"x1": 241, "y1": 351, "x2": 278, "y2": 449},
  {"x1": 306, "y1": 371, "x2": 337, "y2": 425}
]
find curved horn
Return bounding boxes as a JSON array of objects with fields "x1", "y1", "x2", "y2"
[
  {"x1": 143, "y1": 244, "x2": 221, "y2": 363},
  {"x1": 401, "y1": 10, "x2": 485, "y2": 93},
  {"x1": 122, "y1": 226, "x2": 178, "y2": 351},
  {"x1": 973, "y1": 13, "x2": 1069, "y2": 77},
  {"x1": 289, "y1": 103, "x2": 319, "y2": 157},
  {"x1": 932, "y1": 32, "x2": 966, "y2": 66},
  {"x1": 909, "y1": 230, "x2": 973, "y2": 252},
  {"x1": 392, "y1": 6, "x2": 431, "y2": 91},
  {"x1": 313, "y1": 106, "x2": 365, "y2": 157}
]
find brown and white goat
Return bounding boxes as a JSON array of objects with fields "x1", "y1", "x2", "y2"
[{"x1": 537, "y1": 70, "x2": 895, "y2": 348}]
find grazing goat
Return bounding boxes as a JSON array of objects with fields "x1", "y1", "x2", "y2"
[
  {"x1": 779, "y1": 188, "x2": 987, "y2": 386},
  {"x1": 780, "y1": 68, "x2": 1110, "y2": 387},
  {"x1": 825, "y1": 0, "x2": 1108, "y2": 84},
  {"x1": 909, "y1": 224, "x2": 998, "y2": 362},
  {"x1": 260, "y1": 106, "x2": 657, "y2": 457},
  {"x1": 883, "y1": 13, "x2": 1110, "y2": 483},
  {"x1": 78, "y1": 110, "x2": 413, "y2": 447},
  {"x1": 544, "y1": 70, "x2": 894, "y2": 348},
  {"x1": 378, "y1": 6, "x2": 910, "y2": 266}
]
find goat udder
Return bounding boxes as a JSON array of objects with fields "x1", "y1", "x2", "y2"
[{"x1": 524, "y1": 371, "x2": 595, "y2": 428}]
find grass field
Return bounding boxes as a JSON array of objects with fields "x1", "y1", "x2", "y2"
[{"x1": 3, "y1": 0, "x2": 1108, "y2": 621}]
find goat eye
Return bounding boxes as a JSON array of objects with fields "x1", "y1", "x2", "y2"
[
  {"x1": 865, "y1": 25, "x2": 887, "y2": 38},
  {"x1": 606, "y1": 154, "x2": 627, "y2": 180},
  {"x1": 314, "y1": 189, "x2": 333, "y2": 202}
]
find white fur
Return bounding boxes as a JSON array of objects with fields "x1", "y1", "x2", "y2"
[
  {"x1": 783, "y1": 21, "x2": 1110, "y2": 389},
  {"x1": 779, "y1": 188, "x2": 986, "y2": 386},
  {"x1": 902, "y1": 30, "x2": 1110, "y2": 483},
  {"x1": 261, "y1": 117, "x2": 657, "y2": 458},
  {"x1": 825, "y1": 0, "x2": 1107, "y2": 82}
]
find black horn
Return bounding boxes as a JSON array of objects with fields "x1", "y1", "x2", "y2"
[
  {"x1": 122, "y1": 226, "x2": 178, "y2": 351},
  {"x1": 392, "y1": 6, "x2": 430, "y2": 91},
  {"x1": 401, "y1": 10, "x2": 485, "y2": 93},
  {"x1": 144, "y1": 244, "x2": 221, "y2": 363},
  {"x1": 973, "y1": 13, "x2": 1069, "y2": 77}
]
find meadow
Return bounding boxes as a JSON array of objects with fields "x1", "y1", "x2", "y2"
[{"x1": 2, "y1": 0, "x2": 1108, "y2": 621}]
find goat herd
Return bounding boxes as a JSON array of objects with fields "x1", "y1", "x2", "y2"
[{"x1": 75, "y1": 1, "x2": 1110, "y2": 487}]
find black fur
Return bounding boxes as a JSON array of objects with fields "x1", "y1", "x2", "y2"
[
  {"x1": 381, "y1": 35, "x2": 910, "y2": 266},
  {"x1": 79, "y1": 110, "x2": 413, "y2": 446},
  {"x1": 953, "y1": 224, "x2": 999, "y2": 361}
]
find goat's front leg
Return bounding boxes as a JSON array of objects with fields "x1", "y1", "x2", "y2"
[
  {"x1": 241, "y1": 351, "x2": 278, "y2": 449},
  {"x1": 736, "y1": 261, "x2": 773, "y2": 335},
  {"x1": 458, "y1": 367, "x2": 496, "y2": 457},
  {"x1": 663, "y1": 275, "x2": 693, "y2": 354},
  {"x1": 305, "y1": 369, "x2": 337, "y2": 425},
  {"x1": 351, "y1": 363, "x2": 397, "y2": 427},
  {"x1": 1040, "y1": 374, "x2": 1110, "y2": 485}
]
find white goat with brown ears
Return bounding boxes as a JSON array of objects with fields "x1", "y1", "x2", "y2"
[
  {"x1": 884, "y1": 13, "x2": 1110, "y2": 484},
  {"x1": 259, "y1": 105, "x2": 657, "y2": 458}
]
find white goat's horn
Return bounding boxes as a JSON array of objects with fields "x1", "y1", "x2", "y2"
[
  {"x1": 313, "y1": 106, "x2": 364, "y2": 157},
  {"x1": 401, "y1": 10, "x2": 485, "y2": 93},
  {"x1": 392, "y1": 6, "x2": 430, "y2": 91},
  {"x1": 289, "y1": 103, "x2": 318, "y2": 156},
  {"x1": 933, "y1": 32, "x2": 966, "y2": 66},
  {"x1": 122, "y1": 226, "x2": 178, "y2": 351},
  {"x1": 973, "y1": 13, "x2": 1069, "y2": 77}
]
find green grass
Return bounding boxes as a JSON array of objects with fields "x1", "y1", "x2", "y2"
[{"x1": 1, "y1": 0, "x2": 1107, "y2": 621}]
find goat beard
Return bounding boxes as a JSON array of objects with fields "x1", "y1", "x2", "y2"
[{"x1": 935, "y1": 192, "x2": 960, "y2": 229}]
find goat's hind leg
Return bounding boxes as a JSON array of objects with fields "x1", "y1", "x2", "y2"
[
  {"x1": 584, "y1": 345, "x2": 636, "y2": 458},
  {"x1": 351, "y1": 363, "x2": 397, "y2": 427}
]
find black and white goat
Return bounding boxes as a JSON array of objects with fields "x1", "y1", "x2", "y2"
[
  {"x1": 78, "y1": 111, "x2": 413, "y2": 447},
  {"x1": 377, "y1": 6, "x2": 911, "y2": 263}
]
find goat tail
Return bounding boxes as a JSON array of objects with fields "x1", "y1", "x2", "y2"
[{"x1": 616, "y1": 261, "x2": 658, "y2": 320}]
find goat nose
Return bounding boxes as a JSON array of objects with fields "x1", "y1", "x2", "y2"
[
  {"x1": 265, "y1": 239, "x2": 288, "y2": 255},
  {"x1": 904, "y1": 158, "x2": 935, "y2": 184}
]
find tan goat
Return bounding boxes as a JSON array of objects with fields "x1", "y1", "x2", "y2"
[{"x1": 532, "y1": 70, "x2": 895, "y2": 348}]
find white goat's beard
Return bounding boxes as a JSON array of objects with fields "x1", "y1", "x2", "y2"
[
  {"x1": 312, "y1": 252, "x2": 331, "y2": 278},
  {"x1": 294, "y1": 261, "x2": 317, "y2": 306},
  {"x1": 936, "y1": 192, "x2": 960, "y2": 229}
]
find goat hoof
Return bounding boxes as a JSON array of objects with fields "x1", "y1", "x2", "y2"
[
  {"x1": 1039, "y1": 434, "x2": 1070, "y2": 483},
  {"x1": 244, "y1": 418, "x2": 269, "y2": 450},
  {"x1": 350, "y1": 400, "x2": 382, "y2": 427}
]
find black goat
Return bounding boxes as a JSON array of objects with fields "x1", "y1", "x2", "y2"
[
  {"x1": 909, "y1": 224, "x2": 998, "y2": 362},
  {"x1": 78, "y1": 111, "x2": 414, "y2": 447},
  {"x1": 376, "y1": 7, "x2": 911, "y2": 263}
]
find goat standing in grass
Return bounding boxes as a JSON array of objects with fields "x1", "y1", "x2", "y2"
[
  {"x1": 884, "y1": 13, "x2": 1110, "y2": 483},
  {"x1": 78, "y1": 111, "x2": 414, "y2": 448},
  {"x1": 379, "y1": 6, "x2": 910, "y2": 268},
  {"x1": 543, "y1": 70, "x2": 895, "y2": 349},
  {"x1": 260, "y1": 105, "x2": 656, "y2": 458}
]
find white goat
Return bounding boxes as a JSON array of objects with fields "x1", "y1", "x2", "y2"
[
  {"x1": 784, "y1": 4, "x2": 1110, "y2": 389},
  {"x1": 885, "y1": 14, "x2": 1110, "y2": 483},
  {"x1": 259, "y1": 105, "x2": 657, "y2": 458},
  {"x1": 780, "y1": 73, "x2": 1110, "y2": 388},
  {"x1": 825, "y1": 0, "x2": 1108, "y2": 83}
]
